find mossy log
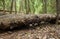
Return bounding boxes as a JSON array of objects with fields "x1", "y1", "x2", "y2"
[{"x1": 0, "y1": 14, "x2": 57, "y2": 30}]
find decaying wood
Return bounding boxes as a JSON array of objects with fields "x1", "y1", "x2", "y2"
[{"x1": 0, "y1": 14, "x2": 58, "y2": 30}]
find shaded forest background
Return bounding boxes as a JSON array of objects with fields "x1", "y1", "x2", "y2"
[
  {"x1": 0, "y1": 0, "x2": 60, "y2": 39},
  {"x1": 0, "y1": 0, "x2": 57, "y2": 14}
]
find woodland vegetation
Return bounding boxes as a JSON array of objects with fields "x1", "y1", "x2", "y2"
[
  {"x1": 0, "y1": 0, "x2": 60, "y2": 39},
  {"x1": 0, "y1": 0, "x2": 57, "y2": 14}
]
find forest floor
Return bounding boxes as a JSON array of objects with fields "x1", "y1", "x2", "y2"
[{"x1": 0, "y1": 24, "x2": 60, "y2": 39}]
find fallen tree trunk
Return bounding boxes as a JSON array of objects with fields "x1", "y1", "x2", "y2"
[{"x1": 0, "y1": 14, "x2": 58, "y2": 30}]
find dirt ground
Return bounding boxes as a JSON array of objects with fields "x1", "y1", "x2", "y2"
[{"x1": 0, "y1": 24, "x2": 60, "y2": 39}]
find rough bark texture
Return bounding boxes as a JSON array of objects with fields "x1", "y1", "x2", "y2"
[{"x1": 0, "y1": 14, "x2": 58, "y2": 30}]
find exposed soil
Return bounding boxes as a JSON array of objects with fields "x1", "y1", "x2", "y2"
[{"x1": 0, "y1": 24, "x2": 60, "y2": 39}]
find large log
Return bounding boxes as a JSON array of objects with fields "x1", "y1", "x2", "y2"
[{"x1": 0, "y1": 14, "x2": 57, "y2": 30}]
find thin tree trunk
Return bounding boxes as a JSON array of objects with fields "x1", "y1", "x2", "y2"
[
  {"x1": 43, "y1": 0, "x2": 47, "y2": 13},
  {"x1": 27, "y1": 0, "x2": 30, "y2": 14},
  {"x1": 19, "y1": 1, "x2": 21, "y2": 13},
  {"x1": 56, "y1": 0, "x2": 60, "y2": 24},
  {"x1": 3, "y1": 0, "x2": 5, "y2": 14},
  {"x1": 15, "y1": 0, "x2": 17, "y2": 14},
  {"x1": 25, "y1": 0, "x2": 30, "y2": 14},
  {"x1": 31, "y1": 0, "x2": 35, "y2": 13},
  {"x1": 10, "y1": 0, "x2": 14, "y2": 14},
  {"x1": 19, "y1": 0, "x2": 23, "y2": 13}
]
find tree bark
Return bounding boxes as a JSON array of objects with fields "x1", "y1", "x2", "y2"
[
  {"x1": 19, "y1": 0, "x2": 23, "y2": 13},
  {"x1": 56, "y1": 0, "x2": 60, "y2": 24},
  {"x1": 10, "y1": 0, "x2": 14, "y2": 14},
  {"x1": 43, "y1": 0, "x2": 47, "y2": 13},
  {"x1": 0, "y1": 14, "x2": 57, "y2": 30},
  {"x1": 25, "y1": 0, "x2": 30, "y2": 14},
  {"x1": 3, "y1": 0, "x2": 5, "y2": 14},
  {"x1": 15, "y1": 0, "x2": 17, "y2": 14}
]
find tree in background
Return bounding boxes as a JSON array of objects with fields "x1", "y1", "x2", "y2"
[
  {"x1": 43, "y1": 0, "x2": 47, "y2": 13},
  {"x1": 19, "y1": 0, "x2": 24, "y2": 13},
  {"x1": 47, "y1": 0, "x2": 56, "y2": 14},
  {"x1": 0, "y1": 0, "x2": 56, "y2": 14},
  {"x1": 30, "y1": 0, "x2": 35, "y2": 13},
  {"x1": 25, "y1": 0, "x2": 30, "y2": 14},
  {"x1": 19, "y1": 0, "x2": 22, "y2": 13},
  {"x1": 56, "y1": 0, "x2": 60, "y2": 24},
  {"x1": 3, "y1": 0, "x2": 5, "y2": 14},
  {"x1": 10, "y1": 0, "x2": 14, "y2": 14},
  {"x1": 15, "y1": 0, "x2": 17, "y2": 14}
]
